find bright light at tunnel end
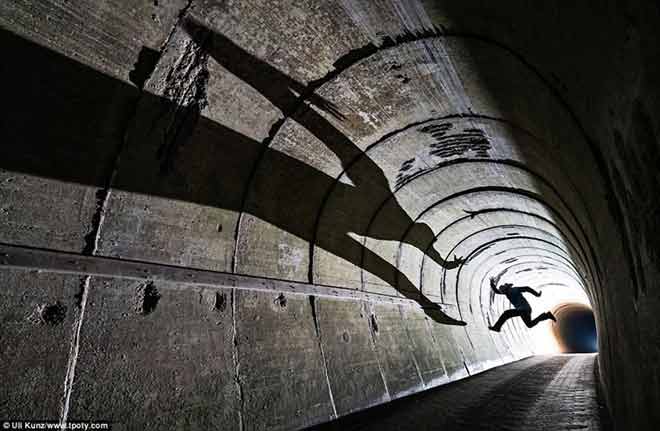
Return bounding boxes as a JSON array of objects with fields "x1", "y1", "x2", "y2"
[{"x1": 525, "y1": 284, "x2": 591, "y2": 354}]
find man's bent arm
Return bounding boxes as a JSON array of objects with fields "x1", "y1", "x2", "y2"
[{"x1": 520, "y1": 286, "x2": 541, "y2": 297}]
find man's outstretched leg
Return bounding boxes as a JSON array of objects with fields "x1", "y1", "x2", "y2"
[
  {"x1": 523, "y1": 311, "x2": 557, "y2": 328},
  {"x1": 489, "y1": 308, "x2": 525, "y2": 332}
]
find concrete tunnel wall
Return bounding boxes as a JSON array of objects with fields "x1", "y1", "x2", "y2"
[{"x1": 1, "y1": 1, "x2": 659, "y2": 430}]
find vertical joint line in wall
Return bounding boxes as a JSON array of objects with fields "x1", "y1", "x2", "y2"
[
  {"x1": 463, "y1": 324, "x2": 476, "y2": 352},
  {"x1": 423, "y1": 317, "x2": 449, "y2": 379},
  {"x1": 231, "y1": 289, "x2": 245, "y2": 431},
  {"x1": 309, "y1": 296, "x2": 337, "y2": 418},
  {"x1": 364, "y1": 302, "x2": 391, "y2": 400},
  {"x1": 463, "y1": 360, "x2": 471, "y2": 376},
  {"x1": 60, "y1": 135, "x2": 116, "y2": 424},
  {"x1": 61, "y1": 51, "x2": 125, "y2": 422},
  {"x1": 399, "y1": 305, "x2": 425, "y2": 388},
  {"x1": 59, "y1": 276, "x2": 90, "y2": 425}
]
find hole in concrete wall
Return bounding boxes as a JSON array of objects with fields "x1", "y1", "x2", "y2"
[
  {"x1": 39, "y1": 302, "x2": 67, "y2": 325},
  {"x1": 551, "y1": 303, "x2": 598, "y2": 353},
  {"x1": 213, "y1": 292, "x2": 227, "y2": 312},
  {"x1": 370, "y1": 314, "x2": 379, "y2": 334},
  {"x1": 274, "y1": 293, "x2": 287, "y2": 308},
  {"x1": 136, "y1": 281, "x2": 161, "y2": 315},
  {"x1": 342, "y1": 331, "x2": 351, "y2": 343}
]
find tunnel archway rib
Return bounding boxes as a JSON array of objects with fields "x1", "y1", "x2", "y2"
[
  {"x1": 204, "y1": 24, "x2": 609, "y2": 293},
  {"x1": 460, "y1": 240, "x2": 593, "y2": 328},
  {"x1": 473, "y1": 257, "x2": 586, "y2": 300},
  {"x1": 351, "y1": 156, "x2": 597, "y2": 295},
  {"x1": 410, "y1": 204, "x2": 593, "y2": 284},
  {"x1": 474, "y1": 260, "x2": 587, "y2": 322},
  {"x1": 426, "y1": 245, "x2": 584, "y2": 304},
  {"x1": 310, "y1": 113, "x2": 598, "y2": 283},
  {"x1": 352, "y1": 184, "x2": 596, "y2": 300},
  {"x1": 471, "y1": 248, "x2": 584, "y2": 288},
  {"x1": 449, "y1": 235, "x2": 589, "y2": 321},
  {"x1": 458, "y1": 246, "x2": 589, "y2": 355},
  {"x1": 315, "y1": 150, "x2": 598, "y2": 292},
  {"x1": 437, "y1": 32, "x2": 637, "y2": 298},
  {"x1": 440, "y1": 225, "x2": 590, "y2": 315},
  {"x1": 414, "y1": 209, "x2": 591, "y2": 295},
  {"x1": 187, "y1": 20, "x2": 612, "y2": 338},
  {"x1": 474, "y1": 250, "x2": 590, "y2": 324},
  {"x1": 473, "y1": 257, "x2": 585, "y2": 331},
  {"x1": 416, "y1": 221, "x2": 588, "y2": 307},
  {"x1": 433, "y1": 222, "x2": 589, "y2": 284}
]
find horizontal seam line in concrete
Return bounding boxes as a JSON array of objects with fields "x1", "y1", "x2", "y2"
[{"x1": 0, "y1": 242, "x2": 453, "y2": 310}]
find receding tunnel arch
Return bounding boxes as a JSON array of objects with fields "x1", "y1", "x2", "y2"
[
  {"x1": 484, "y1": 261, "x2": 586, "y2": 293},
  {"x1": 551, "y1": 303, "x2": 598, "y2": 353},
  {"x1": 475, "y1": 246, "x2": 584, "y2": 281},
  {"x1": 280, "y1": 33, "x2": 606, "y2": 290},
  {"x1": 477, "y1": 253, "x2": 585, "y2": 288},
  {"x1": 414, "y1": 207, "x2": 596, "y2": 292},
  {"x1": 449, "y1": 235, "x2": 591, "y2": 320},
  {"x1": 392, "y1": 185, "x2": 599, "y2": 276},
  {"x1": 361, "y1": 160, "x2": 592, "y2": 254},
  {"x1": 444, "y1": 226, "x2": 582, "y2": 320},
  {"x1": 441, "y1": 225, "x2": 590, "y2": 291},
  {"x1": 419, "y1": 213, "x2": 593, "y2": 280}
]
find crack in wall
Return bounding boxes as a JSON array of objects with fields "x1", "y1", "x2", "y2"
[
  {"x1": 231, "y1": 289, "x2": 245, "y2": 431},
  {"x1": 60, "y1": 3, "x2": 198, "y2": 424},
  {"x1": 363, "y1": 302, "x2": 392, "y2": 401},
  {"x1": 423, "y1": 317, "x2": 450, "y2": 380},
  {"x1": 398, "y1": 305, "x2": 426, "y2": 389},
  {"x1": 309, "y1": 295, "x2": 338, "y2": 419}
]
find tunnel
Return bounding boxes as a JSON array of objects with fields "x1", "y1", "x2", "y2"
[
  {"x1": 552, "y1": 303, "x2": 598, "y2": 354},
  {"x1": 0, "y1": 1, "x2": 658, "y2": 430}
]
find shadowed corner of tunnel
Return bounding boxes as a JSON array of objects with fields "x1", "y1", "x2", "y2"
[{"x1": 0, "y1": 23, "x2": 466, "y2": 326}]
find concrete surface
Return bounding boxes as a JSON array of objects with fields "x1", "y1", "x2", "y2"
[{"x1": 1, "y1": 0, "x2": 659, "y2": 430}]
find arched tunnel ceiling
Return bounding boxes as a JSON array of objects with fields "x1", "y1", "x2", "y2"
[
  {"x1": 1, "y1": 1, "x2": 659, "y2": 429},
  {"x1": 229, "y1": 29, "x2": 601, "y2": 308}
]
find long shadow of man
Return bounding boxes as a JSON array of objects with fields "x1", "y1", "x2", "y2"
[
  {"x1": 0, "y1": 24, "x2": 465, "y2": 325},
  {"x1": 176, "y1": 20, "x2": 465, "y2": 325}
]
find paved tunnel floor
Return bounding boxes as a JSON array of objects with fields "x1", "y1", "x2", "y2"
[{"x1": 311, "y1": 354, "x2": 610, "y2": 431}]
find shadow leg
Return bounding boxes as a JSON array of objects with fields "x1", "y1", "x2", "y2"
[{"x1": 336, "y1": 236, "x2": 467, "y2": 326}]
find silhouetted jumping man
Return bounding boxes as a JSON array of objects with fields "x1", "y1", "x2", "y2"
[{"x1": 488, "y1": 277, "x2": 556, "y2": 332}]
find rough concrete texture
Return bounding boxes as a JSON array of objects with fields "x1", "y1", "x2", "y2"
[
  {"x1": 1, "y1": 0, "x2": 659, "y2": 430},
  {"x1": 68, "y1": 279, "x2": 238, "y2": 429}
]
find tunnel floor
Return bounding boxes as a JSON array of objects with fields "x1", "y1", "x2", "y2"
[{"x1": 311, "y1": 354, "x2": 610, "y2": 431}]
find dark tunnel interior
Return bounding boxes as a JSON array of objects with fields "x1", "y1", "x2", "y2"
[
  {"x1": 552, "y1": 303, "x2": 598, "y2": 354},
  {"x1": 1, "y1": 1, "x2": 659, "y2": 430}
]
